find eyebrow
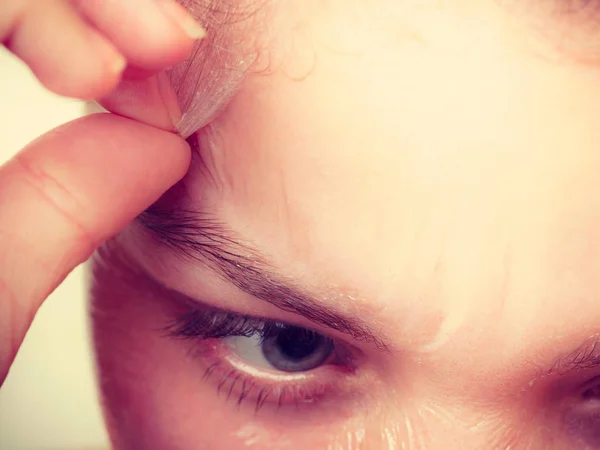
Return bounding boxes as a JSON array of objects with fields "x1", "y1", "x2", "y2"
[
  {"x1": 138, "y1": 206, "x2": 387, "y2": 350},
  {"x1": 547, "y1": 336, "x2": 600, "y2": 376}
]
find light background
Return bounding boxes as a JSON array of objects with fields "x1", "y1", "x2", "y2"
[{"x1": 0, "y1": 48, "x2": 110, "y2": 449}]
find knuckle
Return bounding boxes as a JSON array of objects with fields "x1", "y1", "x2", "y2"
[{"x1": 12, "y1": 153, "x2": 98, "y2": 256}]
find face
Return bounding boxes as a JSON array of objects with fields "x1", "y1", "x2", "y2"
[{"x1": 90, "y1": 1, "x2": 600, "y2": 448}]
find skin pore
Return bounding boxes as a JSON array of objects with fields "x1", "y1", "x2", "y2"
[{"x1": 91, "y1": 0, "x2": 600, "y2": 448}]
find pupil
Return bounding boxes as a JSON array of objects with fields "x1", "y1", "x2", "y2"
[
  {"x1": 275, "y1": 326, "x2": 321, "y2": 361},
  {"x1": 583, "y1": 386, "x2": 600, "y2": 399},
  {"x1": 261, "y1": 324, "x2": 334, "y2": 372}
]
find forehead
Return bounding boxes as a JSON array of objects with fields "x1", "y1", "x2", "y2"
[{"x1": 177, "y1": 0, "x2": 600, "y2": 353}]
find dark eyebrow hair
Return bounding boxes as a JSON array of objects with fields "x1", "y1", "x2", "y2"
[
  {"x1": 138, "y1": 206, "x2": 387, "y2": 350},
  {"x1": 547, "y1": 335, "x2": 600, "y2": 376}
]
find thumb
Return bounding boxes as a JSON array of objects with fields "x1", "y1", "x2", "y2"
[{"x1": 0, "y1": 113, "x2": 190, "y2": 383}]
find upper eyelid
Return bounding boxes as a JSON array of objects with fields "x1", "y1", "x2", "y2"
[
  {"x1": 127, "y1": 241, "x2": 373, "y2": 356},
  {"x1": 167, "y1": 306, "x2": 265, "y2": 340},
  {"x1": 137, "y1": 210, "x2": 389, "y2": 350},
  {"x1": 166, "y1": 303, "x2": 341, "y2": 345},
  {"x1": 547, "y1": 336, "x2": 600, "y2": 376}
]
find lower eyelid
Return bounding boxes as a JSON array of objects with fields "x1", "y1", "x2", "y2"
[{"x1": 190, "y1": 338, "x2": 359, "y2": 414}]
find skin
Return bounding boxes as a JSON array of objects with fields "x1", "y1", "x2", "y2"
[
  {"x1": 4, "y1": 0, "x2": 600, "y2": 449},
  {"x1": 89, "y1": 0, "x2": 600, "y2": 449}
]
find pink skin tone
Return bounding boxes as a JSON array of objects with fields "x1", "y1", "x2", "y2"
[{"x1": 91, "y1": 1, "x2": 600, "y2": 449}]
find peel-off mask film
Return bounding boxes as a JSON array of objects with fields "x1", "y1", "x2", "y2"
[{"x1": 168, "y1": 0, "x2": 269, "y2": 139}]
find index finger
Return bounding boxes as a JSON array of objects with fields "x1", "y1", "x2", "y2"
[
  {"x1": 4, "y1": 0, "x2": 205, "y2": 99},
  {"x1": 71, "y1": 0, "x2": 206, "y2": 72}
]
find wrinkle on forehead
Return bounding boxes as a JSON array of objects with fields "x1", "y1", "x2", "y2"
[{"x1": 170, "y1": 0, "x2": 275, "y2": 138}]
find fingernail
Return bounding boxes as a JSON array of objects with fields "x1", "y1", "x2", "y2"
[
  {"x1": 89, "y1": 32, "x2": 126, "y2": 75},
  {"x1": 155, "y1": 0, "x2": 206, "y2": 40},
  {"x1": 156, "y1": 71, "x2": 183, "y2": 128},
  {"x1": 109, "y1": 54, "x2": 127, "y2": 75}
]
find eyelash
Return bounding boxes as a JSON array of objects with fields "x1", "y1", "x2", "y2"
[
  {"x1": 166, "y1": 307, "x2": 355, "y2": 413},
  {"x1": 167, "y1": 308, "x2": 291, "y2": 342}
]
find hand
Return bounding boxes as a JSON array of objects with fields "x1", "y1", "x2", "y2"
[{"x1": 0, "y1": 0, "x2": 204, "y2": 383}]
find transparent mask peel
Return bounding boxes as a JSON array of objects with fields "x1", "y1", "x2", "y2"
[{"x1": 168, "y1": 0, "x2": 267, "y2": 139}]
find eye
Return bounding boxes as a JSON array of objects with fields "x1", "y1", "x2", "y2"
[
  {"x1": 225, "y1": 324, "x2": 335, "y2": 373},
  {"x1": 582, "y1": 384, "x2": 600, "y2": 400},
  {"x1": 563, "y1": 378, "x2": 600, "y2": 447},
  {"x1": 166, "y1": 306, "x2": 358, "y2": 411}
]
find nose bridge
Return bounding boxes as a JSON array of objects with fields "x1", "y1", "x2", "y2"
[
  {"x1": 349, "y1": 387, "x2": 528, "y2": 450},
  {"x1": 364, "y1": 416, "x2": 507, "y2": 450}
]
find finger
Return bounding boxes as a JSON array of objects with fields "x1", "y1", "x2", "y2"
[
  {"x1": 3, "y1": 0, "x2": 126, "y2": 99},
  {"x1": 98, "y1": 71, "x2": 182, "y2": 131},
  {"x1": 71, "y1": 0, "x2": 205, "y2": 73},
  {"x1": 0, "y1": 113, "x2": 191, "y2": 383}
]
